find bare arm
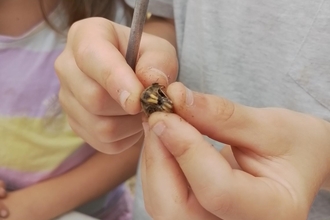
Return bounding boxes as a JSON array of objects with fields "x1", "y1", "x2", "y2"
[{"x1": 3, "y1": 137, "x2": 143, "y2": 220}]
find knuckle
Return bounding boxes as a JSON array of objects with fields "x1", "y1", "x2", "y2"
[
  {"x1": 54, "y1": 50, "x2": 78, "y2": 85},
  {"x1": 173, "y1": 141, "x2": 195, "y2": 164},
  {"x1": 66, "y1": 21, "x2": 81, "y2": 47},
  {"x1": 69, "y1": 17, "x2": 114, "y2": 66},
  {"x1": 69, "y1": 17, "x2": 110, "y2": 39},
  {"x1": 212, "y1": 96, "x2": 235, "y2": 124},
  {"x1": 75, "y1": 41, "x2": 92, "y2": 71},
  {"x1": 68, "y1": 20, "x2": 80, "y2": 35},
  {"x1": 67, "y1": 19, "x2": 84, "y2": 41}
]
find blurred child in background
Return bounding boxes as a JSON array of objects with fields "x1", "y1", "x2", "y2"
[{"x1": 0, "y1": 0, "x2": 141, "y2": 219}]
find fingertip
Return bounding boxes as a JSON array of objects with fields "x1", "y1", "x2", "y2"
[
  {"x1": 136, "y1": 35, "x2": 178, "y2": 87},
  {"x1": 137, "y1": 68, "x2": 170, "y2": 88},
  {"x1": 146, "y1": 113, "x2": 181, "y2": 159},
  {"x1": 118, "y1": 90, "x2": 140, "y2": 114},
  {"x1": 150, "y1": 119, "x2": 166, "y2": 137},
  {"x1": 148, "y1": 112, "x2": 201, "y2": 157},
  {"x1": 124, "y1": 92, "x2": 143, "y2": 115},
  {"x1": 148, "y1": 112, "x2": 169, "y2": 128},
  {"x1": 118, "y1": 89, "x2": 130, "y2": 108},
  {"x1": 143, "y1": 120, "x2": 191, "y2": 215},
  {"x1": 167, "y1": 82, "x2": 194, "y2": 110},
  {"x1": 167, "y1": 82, "x2": 186, "y2": 97},
  {"x1": 148, "y1": 112, "x2": 188, "y2": 132}
]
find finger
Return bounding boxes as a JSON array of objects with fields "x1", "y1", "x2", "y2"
[
  {"x1": 148, "y1": 113, "x2": 298, "y2": 220},
  {"x1": 135, "y1": 32, "x2": 178, "y2": 87},
  {"x1": 68, "y1": 18, "x2": 177, "y2": 114},
  {"x1": 143, "y1": 121, "x2": 217, "y2": 220},
  {"x1": 59, "y1": 89, "x2": 143, "y2": 143},
  {"x1": 68, "y1": 116, "x2": 144, "y2": 154},
  {"x1": 55, "y1": 52, "x2": 125, "y2": 116},
  {"x1": 167, "y1": 82, "x2": 293, "y2": 156},
  {"x1": 140, "y1": 123, "x2": 153, "y2": 216},
  {"x1": 143, "y1": 121, "x2": 187, "y2": 217},
  {"x1": 166, "y1": 82, "x2": 330, "y2": 190},
  {"x1": 67, "y1": 18, "x2": 142, "y2": 114}
]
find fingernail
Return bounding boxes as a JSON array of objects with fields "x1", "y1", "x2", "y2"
[
  {"x1": 0, "y1": 209, "x2": 8, "y2": 217},
  {"x1": 142, "y1": 122, "x2": 150, "y2": 137},
  {"x1": 185, "y1": 86, "x2": 194, "y2": 106},
  {"x1": 152, "y1": 121, "x2": 166, "y2": 136},
  {"x1": 119, "y1": 89, "x2": 130, "y2": 109},
  {"x1": 149, "y1": 68, "x2": 169, "y2": 85}
]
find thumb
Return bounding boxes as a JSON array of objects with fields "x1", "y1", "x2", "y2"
[
  {"x1": 166, "y1": 82, "x2": 330, "y2": 158},
  {"x1": 67, "y1": 18, "x2": 177, "y2": 114},
  {"x1": 135, "y1": 33, "x2": 178, "y2": 87},
  {"x1": 165, "y1": 82, "x2": 330, "y2": 204},
  {"x1": 147, "y1": 112, "x2": 303, "y2": 220}
]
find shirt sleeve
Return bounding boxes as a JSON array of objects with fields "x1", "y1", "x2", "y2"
[{"x1": 125, "y1": 0, "x2": 174, "y2": 19}]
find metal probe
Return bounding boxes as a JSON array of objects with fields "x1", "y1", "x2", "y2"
[{"x1": 125, "y1": 0, "x2": 149, "y2": 70}]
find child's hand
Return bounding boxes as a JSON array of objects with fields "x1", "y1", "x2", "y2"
[
  {"x1": 0, "y1": 181, "x2": 9, "y2": 218},
  {"x1": 142, "y1": 82, "x2": 330, "y2": 220},
  {"x1": 55, "y1": 18, "x2": 178, "y2": 154}
]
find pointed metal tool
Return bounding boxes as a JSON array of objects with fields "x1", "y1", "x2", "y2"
[{"x1": 125, "y1": 0, "x2": 150, "y2": 71}]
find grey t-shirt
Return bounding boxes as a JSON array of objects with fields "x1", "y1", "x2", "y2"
[{"x1": 125, "y1": 0, "x2": 330, "y2": 219}]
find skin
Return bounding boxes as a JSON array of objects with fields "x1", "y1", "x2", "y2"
[
  {"x1": 0, "y1": 0, "x2": 58, "y2": 36},
  {"x1": 142, "y1": 82, "x2": 330, "y2": 220},
  {"x1": 55, "y1": 13, "x2": 330, "y2": 220},
  {"x1": 0, "y1": 181, "x2": 7, "y2": 218},
  {"x1": 55, "y1": 16, "x2": 178, "y2": 154},
  {"x1": 2, "y1": 143, "x2": 142, "y2": 220},
  {"x1": 0, "y1": 1, "x2": 142, "y2": 219}
]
